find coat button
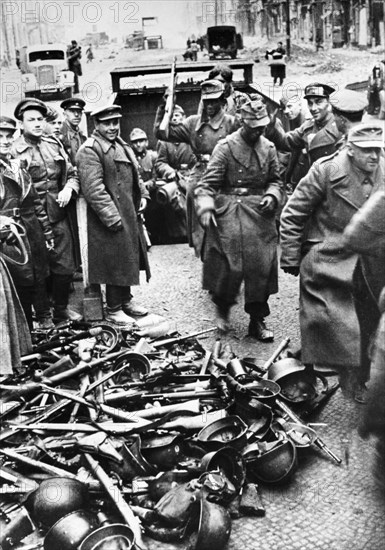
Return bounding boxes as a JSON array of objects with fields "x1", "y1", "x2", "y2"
[{"x1": 239, "y1": 169, "x2": 242, "y2": 172}]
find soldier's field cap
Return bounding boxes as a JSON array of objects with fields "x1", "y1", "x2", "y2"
[
  {"x1": 14, "y1": 98, "x2": 48, "y2": 120},
  {"x1": 91, "y1": 104, "x2": 122, "y2": 121},
  {"x1": 173, "y1": 104, "x2": 185, "y2": 115},
  {"x1": 331, "y1": 89, "x2": 368, "y2": 114},
  {"x1": 347, "y1": 123, "x2": 384, "y2": 148},
  {"x1": 201, "y1": 79, "x2": 225, "y2": 100},
  {"x1": 304, "y1": 83, "x2": 335, "y2": 99},
  {"x1": 60, "y1": 97, "x2": 86, "y2": 111},
  {"x1": 0, "y1": 116, "x2": 17, "y2": 133},
  {"x1": 240, "y1": 99, "x2": 270, "y2": 127},
  {"x1": 130, "y1": 128, "x2": 147, "y2": 141}
]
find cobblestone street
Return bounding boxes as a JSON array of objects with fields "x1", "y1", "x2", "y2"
[{"x1": 109, "y1": 243, "x2": 385, "y2": 550}]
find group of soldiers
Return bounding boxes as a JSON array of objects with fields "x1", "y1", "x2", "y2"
[{"x1": 0, "y1": 66, "x2": 384, "y2": 423}]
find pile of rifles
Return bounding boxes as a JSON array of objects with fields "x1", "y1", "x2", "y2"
[{"x1": 0, "y1": 318, "x2": 342, "y2": 550}]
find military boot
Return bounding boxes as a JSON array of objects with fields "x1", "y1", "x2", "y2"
[{"x1": 248, "y1": 317, "x2": 274, "y2": 342}]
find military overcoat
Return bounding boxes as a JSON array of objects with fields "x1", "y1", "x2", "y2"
[
  {"x1": 11, "y1": 134, "x2": 80, "y2": 274},
  {"x1": 76, "y1": 131, "x2": 150, "y2": 286},
  {"x1": 266, "y1": 111, "x2": 341, "y2": 165},
  {"x1": 0, "y1": 158, "x2": 52, "y2": 287},
  {"x1": 154, "y1": 105, "x2": 239, "y2": 254},
  {"x1": 195, "y1": 129, "x2": 284, "y2": 304},
  {"x1": 280, "y1": 149, "x2": 385, "y2": 367}
]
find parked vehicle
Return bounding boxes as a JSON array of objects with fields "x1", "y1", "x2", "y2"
[
  {"x1": 98, "y1": 59, "x2": 255, "y2": 149},
  {"x1": 205, "y1": 26, "x2": 243, "y2": 60},
  {"x1": 19, "y1": 43, "x2": 75, "y2": 99}
]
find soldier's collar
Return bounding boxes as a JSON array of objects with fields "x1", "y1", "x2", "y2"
[{"x1": 195, "y1": 108, "x2": 226, "y2": 131}]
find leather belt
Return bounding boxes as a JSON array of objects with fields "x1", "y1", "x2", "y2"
[{"x1": 220, "y1": 188, "x2": 263, "y2": 196}]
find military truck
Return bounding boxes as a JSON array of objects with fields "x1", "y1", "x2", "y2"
[
  {"x1": 205, "y1": 26, "x2": 243, "y2": 60},
  {"x1": 20, "y1": 43, "x2": 74, "y2": 99}
]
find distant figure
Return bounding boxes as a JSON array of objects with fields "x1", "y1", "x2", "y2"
[
  {"x1": 315, "y1": 29, "x2": 324, "y2": 51},
  {"x1": 67, "y1": 40, "x2": 82, "y2": 94},
  {"x1": 182, "y1": 47, "x2": 194, "y2": 62},
  {"x1": 190, "y1": 40, "x2": 199, "y2": 62},
  {"x1": 367, "y1": 64, "x2": 384, "y2": 115},
  {"x1": 265, "y1": 42, "x2": 286, "y2": 86},
  {"x1": 86, "y1": 44, "x2": 94, "y2": 63},
  {"x1": 197, "y1": 36, "x2": 205, "y2": 52},
  {"x1": 15, "y1": 49, "x2": 20, "y2": 70}
]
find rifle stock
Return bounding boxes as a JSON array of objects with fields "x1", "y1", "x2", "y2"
[{"x1": 159, "y1": 56, "x2": 177, "y2": 137}]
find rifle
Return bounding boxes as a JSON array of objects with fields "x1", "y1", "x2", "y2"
[
  {"x1": 152, "y1": 327, "x2": 216, "y2": 348},
  {"x1": 159, "y1": 56, "x2": 177, "y2": 138}
]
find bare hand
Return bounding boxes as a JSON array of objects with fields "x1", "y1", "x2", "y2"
[
  {"x1": 200, "y1": 211, "x2": 216, "y2": 229},
  {"x1": 57, "y1": 187, "x2": 73, "y2": 207},
  {"x1": 138, "y1": 198, "x2": 147, "y2": 213},
  {"x1": 267, "y1": 107, "x2": 279, "y2": 127},
  {"x1": 259, "y1": 196, "x2": 276, "y2": 212}
]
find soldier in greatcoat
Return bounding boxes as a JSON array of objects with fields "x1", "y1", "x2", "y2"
[
  {"x1": 343, "y1": 190, "x2": 385, "y2": 403},
  {"x1": 76, "y1": 105, "x2": 150, "y2": 326},
  {"x1": 266, "y1": 83, "x2": 341, "y2": 166},
  {"x1": 12, "y1": 99, "x2": 82, "y2": 327},
  {"x1": 0, "y1": 116, "x2": 53, "y2": 329},
  {"x1": 194, "y1": 99, "x2": 284, "y2": 339},
  {"x1": 154, "y1": 79, "x2": 239, "y2": 255},
  {"x1": 280, "y1": 123, "x2": 385, "y2": 396}
]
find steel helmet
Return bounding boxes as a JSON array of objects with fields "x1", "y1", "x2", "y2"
[
  {"x1": 267, "y1": 358, "x2": 317, "y2": 403},
  {"x1": 141, "y1": 431, "x2": 184, "y2": 468},
  {"x1": 25, "y1": 478, "x2": 90, "y2": 529},
  {"x1": 200, "y1": 446, "x2": 246, "y2": 491},
  {"x1": 44, "y1": 510, "x2": 98, "y2": 550},
  {"x1": 197, "y1": 416, "x2": 248, "y2": 452},
  {"x1": 242, "y1": 438, "x2": 298, "y2": 484},
  {"x1": 79, "y1": 524, "x2": 135, "y2": 550},
  {"x1": 188, "y1": 497, "x2": 232, "y2": 550}
]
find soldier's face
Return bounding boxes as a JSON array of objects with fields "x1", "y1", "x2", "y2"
[
  {"x1": 131, "y1": 139, "x2": 148, "y2": 154},
  {"x1": 172, "y1": 111, "x2": 184, "y2": 124},
  {"x1": 307, "y1": 98, "x2": 330, "y2": 123},
  {"x1": 348, "y1": 144, "x2": 381, "y2": 173},
  {"x1": 203, "y1": 98, "x2": 222, "y2": 117},
  {"x1": 0, "y1": 129, "x2": 14, "y2": 157},
  {"x1": 95, "y1": 118, "x2": 120, "y2": 142},
  {"x1": 21, "y1": 109, "x2": 44, "y2": 138},
  {"x1": 65, "y1": 108, "x2": 82, "y2": 128},
  {"x1": 284, "y1": 100, "x2": 301, "y2": 120},
  {"x1": 240, "y1": 120, "x2": 265, "y2": 143},
  {"x1": 45, "y1": 117, "x2": 63, "y2": 138}
]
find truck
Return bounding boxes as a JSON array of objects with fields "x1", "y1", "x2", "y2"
[
  {"x1": 205, "y1": 26, "x2": 243, "y2": 60},
  {"x1": 19, "y1": 43, "x2": 75, "y2": 99}
]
